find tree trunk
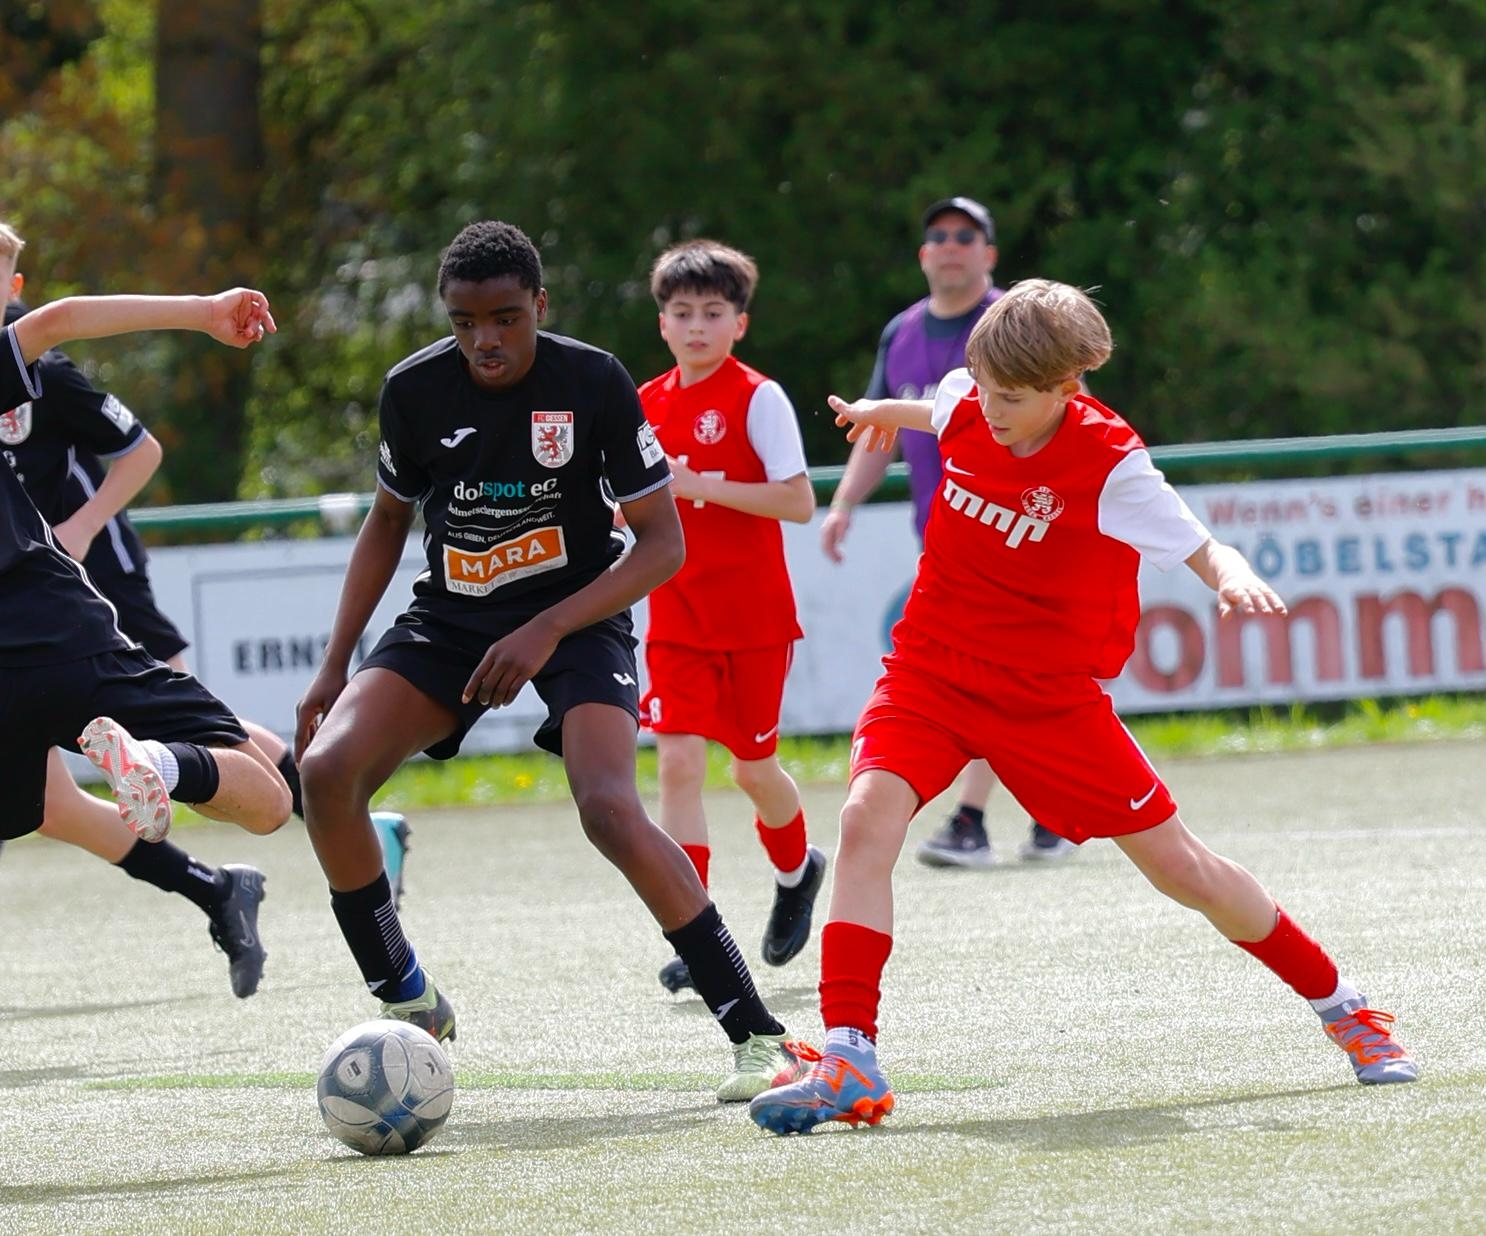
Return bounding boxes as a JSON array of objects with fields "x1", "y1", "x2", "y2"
[{"x1": 152, "y1": 0, "x2": 263, "y2": 503}]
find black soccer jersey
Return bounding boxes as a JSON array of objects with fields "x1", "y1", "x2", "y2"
[
  {"x1": 377, "y1": 331, "x2": 671, "y2": 623},
  {"x1": 0, "y1": 325, "x2": 133, "y2": 667},
  {"x1": 2, "y1": 303, "x2": 151, "y2": 580}
]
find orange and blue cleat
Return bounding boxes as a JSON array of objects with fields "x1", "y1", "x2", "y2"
[
  {"x1": 748, "y1": 1028, "x2": 895, "y2": 1134},
  {"x1": 1322, "y1": 1000, "x2": 1418, "y2": 1084}
]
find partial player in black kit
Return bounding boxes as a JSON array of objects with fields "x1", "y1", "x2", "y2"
[
  {"x1": 295, "y1": 221, "x2": 810, "y2": 1101},
  {"x1": 0, "y1": 285, "x2": 292, "y2": 872},
  {"x1": 0, "y1": 222, "x2": 292, "y2": 994}
]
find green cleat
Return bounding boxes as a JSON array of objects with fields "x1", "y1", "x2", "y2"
[
  {"x1": 380, "y1": 970, "x2": 457, "y2": 1044},
  {"x1": 716, "y1": 1033, "x2": 811, "y2": 1103}
]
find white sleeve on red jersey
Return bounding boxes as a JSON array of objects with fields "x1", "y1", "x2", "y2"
[
  {"x1": 745, "y1": 380, "x2": 808, "y2": 481},
  {"x1": 929, "y1": 369, "x2": 975, "y2": 436},
  {"x1": 1097, "y1": 449, "x2": 1212, "y2": 570}
]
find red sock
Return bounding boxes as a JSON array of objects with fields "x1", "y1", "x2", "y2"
[
  {"x1": 681, "y1": 844, "x2": 710, "y2": 890},
  {"x1": 755, "y1": 809, "x2": 807, "y2": 874},
  {"x1": 1233, "y1": 906, "x2": 1339, "y2": 999},
  {"x1": 819, "y1": 920, "x2": 893, "y2": 1040}
]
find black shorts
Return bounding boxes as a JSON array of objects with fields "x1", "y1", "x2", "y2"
[
  {"x1": 358, "y1": 608, "x2": 640, "y2": 759},
  {"x1": 94, "y1": 566, "x2": 189, "y2": 663},
  {"x1": 0, "y1": 648, "x2": 247, "y2": 840}
]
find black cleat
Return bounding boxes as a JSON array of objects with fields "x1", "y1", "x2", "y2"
[
  {"x1": 208, "y1": 864, "x2": 267, "y2": 999},
  {"x1": 761, "y1": 846, "x2": 827, "y2": 967},
  {"x1": 658, "y1": 954, "x2": 694, "y2": 993}
]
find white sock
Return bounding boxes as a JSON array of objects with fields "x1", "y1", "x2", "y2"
[
  {"x1": 1309, "y1": 976, "x2": 1364, "y2": 1017},
  {"x1": 775, "y1": 852, "x2": 811, "y2": 888},
  {"x1": 139, "y1": 739, "x2": 180, "y2": 793},
  {"x1": 824, "y1": 1026, "x2": 875, "y2": 1056}
]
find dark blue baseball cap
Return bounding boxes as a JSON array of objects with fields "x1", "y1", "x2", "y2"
[{"x1": 922, "y1": 196, "x2": 996, "y2": 243}]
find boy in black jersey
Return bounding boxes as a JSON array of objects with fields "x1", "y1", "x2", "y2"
[
  {"x1": 0, "y1": 222, "x2": 295, "y2": 987},
  {"x1": 295, "y1": 221, "x2": 809, "y2": 1101},
  {"x1": 0, "y1": 286, "x2": 292, "y2": 994}
]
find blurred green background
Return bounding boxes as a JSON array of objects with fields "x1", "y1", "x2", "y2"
[{"x1": 3, "y1": 0, "x2": 1482, "y2": 505}]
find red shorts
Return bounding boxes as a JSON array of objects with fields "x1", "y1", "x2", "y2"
[
  {"x1": 641, "y1": 641, "x2": 794, "y2": 760},
  {"x1": 851, "y1": 646, "x2": 1175, "y2": 844}
]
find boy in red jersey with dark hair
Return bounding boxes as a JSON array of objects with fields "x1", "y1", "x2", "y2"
[
  {"x1": 750, "y1": 279, "x2": 1417, "y2": 1135},
  {"x1": 638, "y1": 240, "x2": 826, "y2": 995}
]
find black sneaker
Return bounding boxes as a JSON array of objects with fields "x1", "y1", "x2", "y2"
[
  {"x1": 761, "y1": 845, "x2": 827, "y2": 966},
  {"x1": 915, "y1": 809, "x2": 996, "y2": 869},
  {"x1": 658, "y1": 955, "x2": 694, "y2": 993},
  {"x1": 1017, "y1": 821, "x2": 1077, "y2": 862},
  {"x1": 207, "y1": 864, "x2": 267, "y2": 998}
]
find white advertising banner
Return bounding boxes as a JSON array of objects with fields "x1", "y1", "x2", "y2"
[{"x1": 140, "y1": 467, "x2": 1486, "y2": 752}]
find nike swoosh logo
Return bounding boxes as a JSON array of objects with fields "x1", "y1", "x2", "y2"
[
  {"x1": 1130, "y1": 784, "x2": 1159, "y2": 811},
  {"x1": 440, "y1": 427, "x2": 476, "y2": 448},
  {"x1": 714, "y1": 998, "x2": 739, "y2": 1021},
  {"x1": 753, "y1": 726, "x2": 779, "y2": 743},
  {"x1": 944, "y1": 457, "x2": 974, "y2": 476}
]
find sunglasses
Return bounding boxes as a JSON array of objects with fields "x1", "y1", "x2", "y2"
[{"x1": 925, "y1": 227, "x2": 981, "y2": 246}]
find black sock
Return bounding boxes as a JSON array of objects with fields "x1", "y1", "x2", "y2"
[
  {"x1": 329, "y1": 872, "x2": 423, "y2": 1002},
  {"x1": 276, "y1": 749, "x2": 304, "y2": 819},
  {"x1": 954, "y1": 804, "x2": 986, "y2": 828},
  {"x1": 118, "y1": 838, "x2": 224, "y2": 914},
  {"x1": 664, "y1": 903, "x2": 785, "y2": 1044},
  {"x1": 166, "y1": 742, "x2": 221, "y2": 804}
]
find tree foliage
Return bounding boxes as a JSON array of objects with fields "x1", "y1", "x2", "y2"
[{"x1": 0, "y1": 0, "x2": 1480, "y2": 502}]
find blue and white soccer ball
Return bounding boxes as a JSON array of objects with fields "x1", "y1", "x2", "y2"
[{"x1": 316, "y1": 1019, "x2": 454, "y2": 1155}]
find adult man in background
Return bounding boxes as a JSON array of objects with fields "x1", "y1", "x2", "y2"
[{"x1": 820, "y1": 197, "x2": 1074, "y2": 868}]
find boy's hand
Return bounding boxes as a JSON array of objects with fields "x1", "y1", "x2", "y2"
[
  {"x1": 828, "y1": 394, "x2": 898, "y2": 454},
  {"x1": 51, "y1": 513, "x2": 98, "y2": 561},
  {"x1": 205, "y1": 289, "x2": 277, "y2": 348},
  {"x1": 666, "y1": 454, "x2": 719, "y2": 506},
  {"x1": 463, "y1": 617, "x2": 561, "y2": 708},
  {"x1": 1214, "y1": 564, "x2": 1288, "y2": 619},
  {"x1": 294, "y1": 665, "x2": 347, "y2": 762}
]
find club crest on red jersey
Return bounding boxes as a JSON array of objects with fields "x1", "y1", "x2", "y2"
[
  {"x1": 0, "y1": 402, "x2": 32, "y2": 446},
  {"x1": 693, "y1": 409, "x2": 727, "y2": 445},
  {"x1": 1021, "y1": 486, "x2": 1065, "y2": 522},
  {"x1": 531, "y1": 411, "x2": 574, "y2": 468}
]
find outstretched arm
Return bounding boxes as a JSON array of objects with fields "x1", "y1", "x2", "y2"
[
  {"x1": 11, "y1": 290, "x2": 275, "y2": 364},
  {"x1": 1185, "y1": 538, "x2": 1287, "y2": 618},
  {"x1": 826, "y1": 393, "x2": 934, "y2": 453}
]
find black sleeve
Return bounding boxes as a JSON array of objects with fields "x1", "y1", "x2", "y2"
[
  {"x1": 1, "y1": 326, "x2": 42, "y2": 410},
  {"x1": 376, "y1": 377, "x2": 429, "y2": 501},
  {"x1": 597, "y1": 355, "x2": 672, "y2": 503},
  {"x1": 37, "y1": 349, "x2": 147, "y2": 457}
]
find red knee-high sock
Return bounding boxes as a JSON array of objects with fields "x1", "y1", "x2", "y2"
[
  {"x1": 681, "y1": 844, "x2": 710, "y2": 890},
  {"x1": 755, "y1": 809, "x2": 807, "y2": 873},
  {"x1": 1233, "y1": 906, "x2": 1338, "y2": 1000},
  {"x1": 819, "y1": 920, "x2": 893, "y2": 1040}
]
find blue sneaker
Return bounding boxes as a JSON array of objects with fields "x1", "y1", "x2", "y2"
[
  {"x1": 748, "y1": 1029, "x2": 895, "y2": 1134},
  {"x1": 371, "y1": 811, "x2": 411, "y2": 908}
]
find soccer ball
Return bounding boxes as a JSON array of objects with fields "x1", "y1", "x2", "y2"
[{"x1": 316, "y1": 1019, "x2": 454, "y2": 1155}]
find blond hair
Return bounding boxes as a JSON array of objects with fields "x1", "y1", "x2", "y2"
[
  {"x1": 0, "y1": 221, "x2": 24, "y2": 267},
  {"x1": 966, "y1": 279, "x2": 1112, "y2": 391}
]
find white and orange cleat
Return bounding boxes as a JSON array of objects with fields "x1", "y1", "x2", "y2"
[{"x1": 78, "y1": 716, "x2": 173, "y2": 842}]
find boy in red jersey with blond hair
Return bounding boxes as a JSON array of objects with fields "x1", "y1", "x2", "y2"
[
  {"x1": 750, "y1": 279, "x2": 1417, "y2": 1135},
  {"x1": 638, "y1": 240, "x2": 826, "y2": 996}
]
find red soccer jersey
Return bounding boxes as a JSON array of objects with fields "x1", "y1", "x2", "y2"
[
  {"x1": 894, "y1": 371, "x2": 1210, "y2": 679},
  {"x1": 639, "y1": 356, "x2": 806, "y2": 649}
]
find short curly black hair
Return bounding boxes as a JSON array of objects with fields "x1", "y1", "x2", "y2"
[{"x1": 437, "y1": 221, "x2": 543, "y2": 295}]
